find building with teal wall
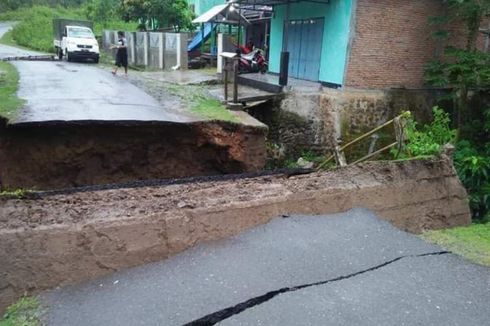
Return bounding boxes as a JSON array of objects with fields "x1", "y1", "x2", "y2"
[
  {"x1": 269, "y1": 0, "x2": 353, "y2": 86},
  {"x1": 187, "y1": 0, "x2": 353, "y2": 86},
  {"x1": 188, "y1": 0, "x2": 225, "y2": 16}
]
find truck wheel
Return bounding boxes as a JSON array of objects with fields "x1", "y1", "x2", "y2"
[
  {"x1": 57, "y1": 48, "x2": 63, "y2": 60},
  {"x1": 66, "y1": 49, "x2": 72, "y2": 62},
  {"x1": 94, "y1": 57, "x2": 99, "y2": 64}
]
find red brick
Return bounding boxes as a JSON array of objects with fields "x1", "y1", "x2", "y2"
[{"x1": 345, "y1": 0, "x2": 488, "y2": 89}]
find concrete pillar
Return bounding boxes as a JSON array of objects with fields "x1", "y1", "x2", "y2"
[
  {"x1": 143, "y1": 32, "x2": 149, "y2": 66},
  {"x1": 217, "y1": 33, "x2": 224, "y2": 74},
  {"x1": 126, "y1": 32, "x2": 136, "y2": 65},
  {"x1": 177, "y1": 33, "x2": 188, "y2": 70},
  {"x1": 102, "y1": 30, "x2": 111, "y2": 51},
  {"x1": 159, "y1": 33, "x2": 164, "y2": 70}
]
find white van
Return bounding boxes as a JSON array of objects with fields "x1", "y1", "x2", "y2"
[{"x1": 53, "y1": 19, "x2": 100, "y2": 63}]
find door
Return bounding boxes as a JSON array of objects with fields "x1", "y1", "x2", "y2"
[{"x1": 285, "y1": 18, "x2": 324, "y2": 81}]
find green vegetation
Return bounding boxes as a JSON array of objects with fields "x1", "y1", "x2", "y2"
[
  {"x1": 191, "y1": 96, "x2": 237, "y2": 122},
  {"x1": 164, "y1": 84, "x2": 237, "y2": 122},
  {"x1": 0, "y1": 62, "x2": 24, "y2": 120},
  {"x1": 0, "y1": 6, "x2": 82, "y2": 52},
  {"x1": 0, "y1": 30, "x2": 27, "y2": 49},
  {"x1": 395, "y1": 107, "x2": 489, "y2": 222},
  {"x1": 0, "y1": 189, "x2": 35, "y2": 199},
  {"x1": 454, "y1": 142, "x2": 490, "y2": 222},
  {"x1": 0, "y1": 5, "x2": 137, "y2": 53},
  {"x1": 423, "y1": 0, "x2": 490, "y2": 222},
  {"x1": 120, "y1": 0, "x2": 195, "y2": 32},
  {"x1": 0, "y1": 297, "x2": 41, "y2": 326},
  {"x1": 422, "y1": 223, "x2": 490, "y2": 266},
  {"x1": 0, "y1": 0, "x2": 195, "y2": 35},
  {"x1": 393, "y1": 107, "x2": 456, "y2": 159},
  {"x1": 0, "y1": 1, "x2": 86, "y2": 12}
]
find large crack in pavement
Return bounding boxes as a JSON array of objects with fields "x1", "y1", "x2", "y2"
[{"x1": 183, "y1": 251, "x2": 450, "y2": 326}]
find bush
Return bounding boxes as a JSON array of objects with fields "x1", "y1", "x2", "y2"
[
  {"x1": 2, "y1": 6, "x2": 84, "y2": 52},
  {"x1": 395, "y1": 107, "x2": 457, "y2": 158},
  {"x1": 394, "y1": 106, "x2": 489, "y2": 221},
  {"x1": 454, "y1": 141, "x2": 490, "y2": 222}
]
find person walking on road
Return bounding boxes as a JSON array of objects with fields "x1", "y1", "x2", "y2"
[{"x1": 112, "y1": 31, "x2": 128, "y2": 77}]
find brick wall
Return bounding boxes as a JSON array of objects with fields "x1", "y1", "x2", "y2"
[{"x1": 345, "y1": 0, "x2": 488, "y2": 89}]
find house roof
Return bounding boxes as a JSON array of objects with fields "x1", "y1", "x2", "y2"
[{"x1": 192, "y1": 3, "x2": 251, "y2": 25}]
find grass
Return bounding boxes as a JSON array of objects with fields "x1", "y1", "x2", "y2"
[
  {"x1": 421, "y1": 223, "x2": 490, "y2": 266},
  {"x1": 191, "y1": 96, "x2": 237, "y2": 122},
  {"x1": 164, "y1": 83, "x2": 238, "y2": 122},
  {"x1": 0, "y1": 61, "x2": 24, "y2": 121},
  {"x1": 0, "y1": 297, "x2": 41, "y2": 326},
  {"x1": 0, "y1": 6, "x2": 137, "y2": 53},
  {"x1": 0, "y1": 29, "x2": 35, "y2": 53},
  {"x1": 0, "y1": 29, "x2": 18, "y2": 48},
  {"x1": 0, "y1": 189, "x2": 34, "y2": 199}
]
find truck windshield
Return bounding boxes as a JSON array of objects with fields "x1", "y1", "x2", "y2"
[{"x1": 67, "y1": 27, "x2": 94, "y2": 39}]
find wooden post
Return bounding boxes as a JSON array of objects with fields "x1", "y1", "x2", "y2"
[{"x1": 334, "y1": 145, "x2": 347, "y2": 167}]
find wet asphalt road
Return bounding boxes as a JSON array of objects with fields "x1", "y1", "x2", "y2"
[
  {"x1": 40, "y1": 209, "x2": 490, "y2": 326},
  {"x1": 0, "y1": 22, "x2": 195, "y2": 124}
]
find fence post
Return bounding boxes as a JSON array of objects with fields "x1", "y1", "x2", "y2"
[
  {"x1": 177, "y1": 33, "x2": 188, "y2": 70},
  {"x1": 217, "y1": 33, "x2": 223, "y2": 74},
  {"x1": 143, "y1": 32, "x2": 149, "y2": 66},
  {"x1": 129, "y1": 32, "x2": 136, "y2": 65},
  {"x1": 159, "y1": 33, "x2": 164, "y2": 70}
]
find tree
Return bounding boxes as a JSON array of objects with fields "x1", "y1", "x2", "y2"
[
  {"x1": 425, "y1": 0, "x2": 490, "y2": 221},
  {"x1": 425, "y1": 47, "x2": 490, "y2": 130},
  {"x1": 85, "y1": 0, "x2": 119, "y2": 27},
  {"x1": 446, "y1": 0, "x2": 490, "y2": 51},
  {"x1": 120, "y1": 0, "x2": 194, "y2": 31},
  {"x1": 425, "y1": 0, "x2": 490, "y2": 130},
  {"x1": 1, "y1": 0, "x2": 90, "y2": 11}
]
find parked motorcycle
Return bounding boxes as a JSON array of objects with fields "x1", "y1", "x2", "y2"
[{"x1": 238, "y1": 48, "x2": 268, "y2": 74}]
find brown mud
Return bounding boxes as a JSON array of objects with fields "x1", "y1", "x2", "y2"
[
  {"x1": 0, "y1": 155, "x2": 470, "y2": 312},
  {"x1": 0, "y1": 120, "x2": 267, "y2": 190}
]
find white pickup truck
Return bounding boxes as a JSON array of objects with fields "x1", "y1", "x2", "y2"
[{"x1": 53, "y1": 19, "x2": 99, "y2": 63}]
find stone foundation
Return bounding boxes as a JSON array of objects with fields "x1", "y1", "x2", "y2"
[{"x1": 249, "y1": 87, "x2": 447, "y2": 159}]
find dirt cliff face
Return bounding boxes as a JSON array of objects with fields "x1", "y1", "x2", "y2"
[
  {"x1": 0, "y1": 121, "x2": 267, "y2": 190},
  {"x1": 0, "y1": 155, "x2": 471, "y2": 312}
]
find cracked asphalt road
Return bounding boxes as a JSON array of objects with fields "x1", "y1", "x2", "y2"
[
  {"x1": 40, "y1": 209, "x2": 490, "y2": 326},
  {"x1": 0, "y1": 22, "x2": 196, "y2": 125}
]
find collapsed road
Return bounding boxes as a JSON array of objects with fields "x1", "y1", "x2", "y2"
[
  {"x1": 0, "y1": 23, "x2": 268, "y2": 190},
  {"x1": 40, "y1": 210, "x2": 489, "y2": 326},
  {"x1": 0, "y1": 155, "x2": 472, "y2": 312},
  {"x1": 1, "y1": 22, "x2": 487, "y2": 326}
]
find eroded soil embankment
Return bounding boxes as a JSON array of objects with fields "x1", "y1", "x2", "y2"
[
  {"x1": 0, "y1": 120, "x2": 267, "y2": 190},
  {"x1": 0, "y1": 155, "x2": 471, "y2": 312}
]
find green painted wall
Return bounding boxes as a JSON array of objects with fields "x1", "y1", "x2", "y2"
[
  {"x1": 188, "y1": 0, "x2": 225, "y2": 16},
  {"x1": 269, "y1": 0, "x2": 353, "y2": 85}
]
